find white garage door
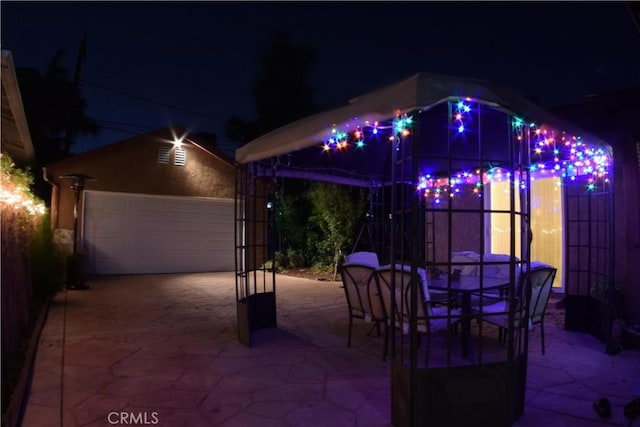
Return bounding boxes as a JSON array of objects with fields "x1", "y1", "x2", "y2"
[{"x1": 82, "y1": 191, "x2": 235, "y2": 274}]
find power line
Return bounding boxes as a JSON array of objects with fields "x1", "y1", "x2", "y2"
[
  {"x1": 81, "y1": 79, "x2": 229, "y2": 124},
  {"x1": 90, "y1": 124, "x2": 141, "y2": 136},
  {"x1": 90, "y1": 117, "x2": 155, "y2": 131}
]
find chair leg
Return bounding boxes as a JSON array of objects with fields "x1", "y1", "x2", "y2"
[
  {"x1": 347, "y1": 317, "x2": 353, "y2": 347},
  {"x1": 366, "y1": 322, "x2": 379, "y2": 337},
  {"x1": 424, "y1": 333, "x2": 431, "y2": 367},
  {"x1": 540, "y1": 322, "x2": 545, "y2": 355},
  {"x1": 382, "y1": 323, "x2": 389, "y2": 361}
]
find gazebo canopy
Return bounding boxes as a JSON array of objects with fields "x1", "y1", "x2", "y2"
[{"x1": 235, "y1": 73, "x2": 611, "y2": 186}]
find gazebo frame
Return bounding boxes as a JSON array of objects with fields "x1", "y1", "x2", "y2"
[{"x1": 233, "y1": 73, "x2": 614, "y2": 427}]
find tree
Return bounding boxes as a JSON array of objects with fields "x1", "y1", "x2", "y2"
[
  {"x1": 16, "y1": 50, "x2": 100, "y2": 202},
  {"x1": 226, "y1": 30, "x2": 321, "y2": 264},
  {"x1": 308, "y1": 182, "x2": 366, "y2": 279},
  {"x1": 225, "y1": 31, "x2": 316, "y2": 144}
]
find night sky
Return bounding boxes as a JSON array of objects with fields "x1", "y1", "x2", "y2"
[{"x1": 2, "y1": 2, "x2": 640, "y2": 156}]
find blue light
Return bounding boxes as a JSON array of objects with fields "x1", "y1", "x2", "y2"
[{"x1": 458, "y1": 125, "x2": 464, "y2": 133}]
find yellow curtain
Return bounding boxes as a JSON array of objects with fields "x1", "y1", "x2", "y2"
[{"x1": 490, "y1": 175, "x2": 563, "y2": 288}]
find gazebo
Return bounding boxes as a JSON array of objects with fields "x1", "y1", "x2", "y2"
[{"x1": 233, "y1": 72, "x2": 614, "y2": 427}]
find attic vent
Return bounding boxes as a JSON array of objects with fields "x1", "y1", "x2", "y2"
[
  {"x1": 174, "y1": 146, "x2": 186, "y2": 166},
  {"x1": 158, "y1": 145, "x2": 171, "y2": 164}
]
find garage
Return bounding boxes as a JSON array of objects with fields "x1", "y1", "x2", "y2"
[{"x1": 82, "y1": 190, "x2": 235, "y2": 275}]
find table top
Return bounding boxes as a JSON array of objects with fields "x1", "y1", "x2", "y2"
[{"x1": 428, "y1": 275, "x2": 510, "y2": 293}]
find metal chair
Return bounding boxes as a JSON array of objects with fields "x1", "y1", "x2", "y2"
[
  {"x1": 375, "y1": 264, "x2": 460, "y2": 364},
  {"x1": 340, "y1": 263, "x2": 387, "y2": 359},
  {"x1": 473, "y1": 265, "x2": 557, "y2": 354}
]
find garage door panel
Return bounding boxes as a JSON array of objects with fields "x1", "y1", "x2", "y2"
[
  {"x1": 87, "y1": 209, "x2": 130, "y2": 233},
  {"x1": 83, "y1": 191, "x2": 235, "y2": 274},
  {"x1": 88, "y1": 195, "x2": 129, "y2": 209},
  {"x1": 91, "y1": 256, "x2": 128, "y2": 275},
  {"x1": 129, "y1": 197, "x2": 167, "y2": 210},
  {"x1": 131, "y1": 217, "x2": 171, "y2": 232}
]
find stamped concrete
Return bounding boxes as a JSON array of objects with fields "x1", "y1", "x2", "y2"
[{"x1": 20, "y1": 272, "x2": 640, "y2": 426}]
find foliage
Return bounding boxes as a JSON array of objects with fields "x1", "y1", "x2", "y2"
[
  {"x1": 308, "y1": 182, "x2": 366, "y2": 276},
  {"x1": 225, "y1": 32, "x2": 317, "y2": 144},
  {"x1": 310, "y1": 262, "x2": 334, "y2": 275},
  {"x1": 287, "y1": 249, "x2": 305, "y2": 269},
  {"x1": 274, "y1": 251, "x2": 288, "y2": 271},
  {"x1": 1, "y1": 155, "x2": 61, "y2": 418},
  {"x1": 274, "y1": 179, "x2": 313, "y2": 257},
  {"x1": 252, "y1": 32, "x2": 316, "y2": 133},
  {"x1": 1, "y1": 153, "x2": 34, "y2": 188},
  {"x1": 0, "y1": 153, "x2": 46, "y2": 216},
  {"x1": 16, "y1": 50, "x2": 100, "y2": 203},
  {"x1": 30, "y1": 215, "x2": 66, "y2": 302},
  {"x1": 225, "y1": 31, "x2": 368, "y2": 273}
]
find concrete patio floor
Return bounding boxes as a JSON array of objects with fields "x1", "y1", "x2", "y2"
[{"x1": 20, "y1": 272, "x2": 640, "y2": 427}]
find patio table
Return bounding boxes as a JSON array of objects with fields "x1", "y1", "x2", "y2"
[{"x1": 429, "y1": 275, "x2": 510, "y2": 358}]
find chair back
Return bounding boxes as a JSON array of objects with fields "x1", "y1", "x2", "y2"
[
  {"x1": 481, "y1": 253, "x2": 520, "y2": 279},
  {"x1": 375, "y1": 265, "x2": 428, "y2": 331},
  {"x1": 344, "y1": 251, "x2": 379, "y2": 268},
  {"x1": 451, "y1": 251, "x2": 480, "y2": 276},
  {"x1": 527, "y1": 266, "x2": 557, "y2": 325},
  {"x1": 340, "y1": 263, "x2": 384, "y2": 322}
]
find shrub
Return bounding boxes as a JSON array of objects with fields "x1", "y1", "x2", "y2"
[
  {"x1": 1, "y1": 153, "x2": 50, "y2": 418},
  {"x1": 30, "y1": 215, "x2": 65, "y2": 302},
  {"x1": 274, "y1": 251, "x2": 288, "y2": 270},
  {"x1": 287, "y1": 249, "x2": 304, "y2": 269}
]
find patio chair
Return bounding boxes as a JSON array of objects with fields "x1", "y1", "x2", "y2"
[
  {"x1": 472, "y1": 264, "x2": 556, "y2": 354},
  {"x1": 344, "y1": 251, "x2": 379, "y2": 268},
  {"x1": 340, "y1": 262, "x2": 387, "y2": 359},
  {"x1": 468, "y1": 253, "x2": 522, "y2": 307},
  {"x1": 434, "y1": 251, "x2": 482, "y2": 308},
  {"x1": 451, "y1": 250, "x2": 481, "y2": 276},
  {"x1": 376, "y1": 264, "x2": 460, "y2": 363}
]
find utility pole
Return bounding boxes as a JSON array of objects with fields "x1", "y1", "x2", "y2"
[
  {"x1": 73, "y1": 31, "x2": 87, "y2": 87},
  {"x1": 63, "y1": 31, "x2": 88, "y2": 155}
]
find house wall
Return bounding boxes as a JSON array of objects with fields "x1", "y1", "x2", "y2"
[
  {"x1": 44, "y1": 130, "x2": 236, "y2": 252},
  {"x1": 428, "y1": 188, "x2": 484, "y2": 264}
]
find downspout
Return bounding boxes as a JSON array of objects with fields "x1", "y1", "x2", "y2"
[{"x1": 42, "y1": 166, "x2": 59, "y2": 229}]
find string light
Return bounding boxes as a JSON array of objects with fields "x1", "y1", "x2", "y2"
[
  {"x1": 0, "y1": 179, "x2": 46, "y2": 216},
  {"x1": 317, "y1": 98, "x2": 612, "y2": 201},
  {"x1": 394, "y1": 113, "x2": 413, "y2": 136},
  {"x1": 454, "y1": 101, "x2": 472, "y2": 134}
]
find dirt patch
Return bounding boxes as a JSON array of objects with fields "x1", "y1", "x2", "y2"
[{"x1": 281, "y1": 268, "x2": 341, "y2": 283}]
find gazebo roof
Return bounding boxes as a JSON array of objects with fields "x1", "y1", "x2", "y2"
[
  {"x1": 236, "y1": 73, "x2": 612, "y2": 186},
  {"x1": 236, "y1": 72, "x2": 611, "y2": 168}
]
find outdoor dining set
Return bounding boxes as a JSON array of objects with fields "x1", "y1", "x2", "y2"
[{"x1": 339, "y1": 250, "x2": 557, "y2": 365}]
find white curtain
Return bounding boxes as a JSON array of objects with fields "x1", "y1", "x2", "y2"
[{"x1": 490, "y1": 175, "x2": 563, "y2": 288}]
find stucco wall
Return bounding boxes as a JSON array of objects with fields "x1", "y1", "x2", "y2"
[{"x1": 428, "y1": 186, "x2": 485, "y2": 264}]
